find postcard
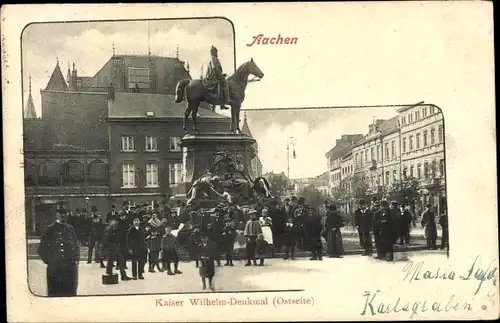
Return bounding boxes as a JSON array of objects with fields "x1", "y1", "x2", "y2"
[{"x1": 3, "y1": 2, "x2": 498, "y2": 322}]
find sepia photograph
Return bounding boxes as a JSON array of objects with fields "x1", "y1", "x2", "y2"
[{"x1": 22, "y1": 18, "x2": 449, "y2": 297}]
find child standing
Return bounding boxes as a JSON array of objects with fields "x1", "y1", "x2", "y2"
[
  {"x1": 161, "y1": 226, "x2": 183, "y2": 275},
  {"x1": 198, "y1": 235, "x2": 216, "y2": 291},
  {"x1": 221, "y1": 216, "x2": 237, "y2": 266},
  {"x1": 147, "y1": 229, "x2": 163, "y2": 272},
  {"x1": 283, "y1": 217, "x2": 298, "y2": 260},
  {"x1": 255, "y1": 234, "x2": 267, "y2": 266},
  {"x1": 243, "y1": 210, "x2": 263, "y2": 266}
]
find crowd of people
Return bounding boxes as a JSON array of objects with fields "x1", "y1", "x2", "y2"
[{"x1": 37, "y1": 196, "x2": 449, "y2": 296}]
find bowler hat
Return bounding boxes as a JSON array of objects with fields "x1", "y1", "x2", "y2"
[
  {"x1": 358, "y1": 199, "x2": 366, "y2": 205},
  {"x1": 291, "y1": 196, "x2": 297, "y2": 200},
  {"x1": 111, "y1": 205, "x2": 116, "y2": 208},
  {"x1": 425, "y1": 203, "x2": 432, "y2": 208},
  {"x1": 91, "y1": 206, "x2": 98, "y2": 212},
  {"x1": 391, "y1": 201, "x2": 398, "y2": 205},
  {"x1": 284, "y1": 197, "x2": 290, "y2": 202},
  {"x1": 380, "y1": 200, "x2": 389, "y2": 207}
]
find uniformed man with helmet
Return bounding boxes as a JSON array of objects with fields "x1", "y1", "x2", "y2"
[{"x1": 38, "y1": 202, "x2": 80, "y2": 297}]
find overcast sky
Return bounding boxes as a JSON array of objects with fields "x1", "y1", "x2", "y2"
[{"x1": 22, "y1": 18, "x2": 235, "y2": 115}]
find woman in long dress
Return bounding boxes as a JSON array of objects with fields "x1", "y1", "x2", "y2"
[{"x1": 325, "y1": 204, "x2": 344, "y2": 257}]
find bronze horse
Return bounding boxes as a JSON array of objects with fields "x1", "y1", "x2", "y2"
[{"x1": 174, "y1": 58, "x2": 264, "y2": 134}]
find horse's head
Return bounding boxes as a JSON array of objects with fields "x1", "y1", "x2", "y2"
[{"x1": 248, "y1": 58, "x2": 264, "y2": 80}]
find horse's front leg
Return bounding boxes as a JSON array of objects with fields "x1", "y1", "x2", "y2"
[
  {"x1": 229, "y1": 105, "x2": 235, "y2": 133},
  {"x1": 191, "y1": 103, "x2": 200, "y2": 134},
  {"x1": 235, "y1": 104, "x2": 242, "y2": 133},
  {"x1": 184, "y1": 104, "x2": 191, "y2": 134}
]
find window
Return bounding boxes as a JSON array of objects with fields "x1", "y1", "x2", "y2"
[
  {"x1": 124, "y1": 200, "x2": 136, "y2": 211},
  {"x1": 391, "y1": 140, "x2": 396, "y2": 158},
  {"x1": 430, "y1": 106, "x2": 435, "y2": 114},
  {"x1": 423, "y1": 107, "x2": 428, "y2": 118},
  {"x1": 145, "y1": 136, "x2": 158, "y2": 151},
  {"x1": 364, "y1": 150, "x2": 368, "y2": 164},
  {"x1": 403, "y1": 168, "x2": 408, "y2": 179},
  {"x1": 409, "y1": 136, "x2": 413, "y2": 151},
  {"x1": 423, "y1": 131, "x2": 428, "y2": 147},
  {"x1": 438, "y1": 125, "x2": 444, "y2": 142},
  {"x1": 385, "y1": 171, "x2": 390, "y2": 186},
  {"x1": 370, "y1": 147, "x2": 374, "y2": 161},
  {"x1": 410, "y1": 166, "x2": 414, "y2": 178},
  {"x1": 416, "y1": 133, "x2": 421, "y2": 149},
  {"x1": 360, "y1": 153, "x2": 364, "y2": 165},
  {"x1": 402, "y1": 116, "x2": 406, "y2": 125},
  {"x1": 87, "y1": 160, "x2": 108, "y2": 184},
  {"x1": 128, "y1": 67, "x2": 150, "y2": 89},
  {"x1": 122, "y1": 136, "x2": 135, "y2": 152},
  {"x1": 377, "y1": 145, "x2": 380, "y2": 160},
  {"x1": 122, "y1": 164, "x2": 135, "y2": 188},
  {"x1": 431, "y1": 160, "x2": 437, "y2": 177},
  {"x1": 169, "y1": 163, "x2": 183, "y2": 184},
  {"x1": 417, "y1": 164, "x2": 422, "y2": 179},
  {"x1": 385, "y1": 143, "x2": 389, "y2": 160},
  {"x1": 408, "y1": 113, "x2": 413, "y2": 123},
  {"x1": 415, "y1": 110, "x2": 420, "y2": 121},
  {"x1": 402, "y1": 137, "x2": 407, "y2": 152},
  {"x1": 393, "y1": 170, "x2": 397, "y2": 181},
  {"x1": 146, "y1": 163, "x2": 159, "y2": 187},
  {"x1": 431, "y1": 128, "x2": 435, "y2": 145},
  {"x1": 439, "y1": 159, "x2": 445, "y2": 176},
  {"x1": 424, "y1": 162, "x2": 429, "y2": 179},
  {"x1": 170, "y1": 137, "x2": 181, "y2": 152}
]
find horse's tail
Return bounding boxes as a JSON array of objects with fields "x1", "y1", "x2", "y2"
[{"x1": 175, "y1": 79, "x2": 190, "y2": 103}]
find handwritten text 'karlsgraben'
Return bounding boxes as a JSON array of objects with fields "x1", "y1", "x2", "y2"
[
  {"x1": 402, "y1": 254, "x2": 498, "y2": 295},
  {"x1": 247, "y1": 34, "x2": 298, "y2": 47}
]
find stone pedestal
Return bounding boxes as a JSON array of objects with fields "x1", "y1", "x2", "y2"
[{"x1": 172, "y1": 133, "x2": 257, "y2": 200}]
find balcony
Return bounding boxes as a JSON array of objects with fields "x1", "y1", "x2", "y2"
[{"x1": 369, "y1": 159, "x2": 377, "y2": 170}]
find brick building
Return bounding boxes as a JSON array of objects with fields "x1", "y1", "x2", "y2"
[{"x1": 23, "y1": 52, "x2": 230, "y2": 234}]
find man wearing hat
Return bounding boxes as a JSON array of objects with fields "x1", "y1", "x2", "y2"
[
  {"x1": 38, "y1": 206, "x2": 80, "y2": 296},
  {"x1": 421, "y1": 203, "x2": 437, "y2": 250},
  {"x1": 106, "y1": 205, "x2": 118, "y2": 224},
  {"x1": 372, "y1": 200, "x2": 397, "y2": 261},
  {"x1": 399, "y1": 204, "x2": 413, "y2": 246},
  {"x1": 88, "y1": 214, "x2": 106, "y2": 267},
  {"x1": 126, "y1": 216, "x2": 148, "y2": 279},
  {"x1": 293, "y1": 197, "x2": 308, "y2": 250},
  {"x1": 243, "y1": 209, "x2": 263, "y2": 266},
  {"x1": 354, "y1": 200, "x2": 373, "y2": 256},
  {"x1": 203, "y1": 45, "x2": 233, "y2": 110}
]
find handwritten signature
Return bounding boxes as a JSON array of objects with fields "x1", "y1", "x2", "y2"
[{"x1": 402, "y1": 255, "x2": 498, "y2": 295}]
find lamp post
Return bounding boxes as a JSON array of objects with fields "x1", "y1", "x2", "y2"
[
  {"x1": 84, "y1": 196, "x2": 90, "y2": 218},
  {"x1": 287, "y1": 137, "x2": 296, "y2": 194}
]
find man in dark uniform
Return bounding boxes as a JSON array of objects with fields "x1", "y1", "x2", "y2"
[
  {"x1": 126, "y1": 217, "x2": 148, "y2": 280},
  {"x1": 421, "y1": 203, "x2": 438, "y2": 250},
  {"x1": 305, "y1": 207, "x2": 323, "y2": 260},
  {"x1": 202, "y1": 45, "x2": 233, "y2": 110},
  {"x1": 439, "y1": 208, "x2": 449, "y2": 250},
  {"x1": 294, "y1": 197, "x2": 308, "y2": 250},
  {"x1": 87, "y1": 215, "x2": 105, "y2": 267},
  {"x1": 372, "y1": 200, "x2": 397, "y2": 261},
  {"x1": 116, "y1": 212, "x2": 130, "y2": 271},
  {"x1": 106, "y1": 205, "x2": 118, "y2": 223},
  {"x1": 38, "y1": 206, "x2": 80, "y2": 297},
  {"x1": 399, "y1": 204, "x2": 413, "y2": 246},
  {"x1": 354, "y1": 200, "x2": 373, "y2": 256},
  {"x1": 390, "y1": 201, "x2": 401, "y2": 244},
  {"x1": 103, "y1": 219, "x2": 131, "y2": 281}
]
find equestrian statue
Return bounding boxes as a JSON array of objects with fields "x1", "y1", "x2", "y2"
[{"x1": 175, "y1": 46, "x2": 264, "y2": 134}]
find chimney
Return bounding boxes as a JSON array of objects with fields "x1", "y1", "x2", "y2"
[{"x1": 71, "y1": 62, "x2": 78, "y2": 90}]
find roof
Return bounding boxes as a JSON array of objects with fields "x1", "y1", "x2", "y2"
[
  {"x1": 24, "y1": 79, "x2": 37, "y2": 119},
  {"x1": 377, "y1": 115, "x2": 399, "y2": 135},
  {"x1": 107, "y1": 92, "x2": 230, "y2": 120},
  {"x1": 45, "y1": 63, "x2": 69, "y2": 91},
  {"x1": 83, "y1": 55, "x2": 190, "y2": 91},
  {"x1": 326, "y1": 143, "x2": 352, "y2": 160},
  {"x1": 241, "y1": 113, "x2": 253, "y2": 138},
  {"x1": 353, "y1": 116, "x2": 400, "y2": 147}
]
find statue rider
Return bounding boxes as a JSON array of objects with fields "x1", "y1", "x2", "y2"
[{"x1": 206, "y1": 46, "x2": 233, "y2": 110}]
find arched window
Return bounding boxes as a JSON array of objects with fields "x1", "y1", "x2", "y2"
[
  {"x1": 24, "y1": 159, "x2": 36, "y2": 186},
  {"x1": 38, "y1": 160, "x2": 60, "y2": 186},
  {"x1": 64, "y1": 160, "x2": 84, "y2": 184},
  {"x1": 87, "y1": 160, "x2": 109, "y2": 185}
]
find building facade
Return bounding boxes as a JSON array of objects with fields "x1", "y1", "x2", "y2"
[
  {"x1": 324, "y1": 104, "x2": 446, "y2": 216},
  {"x1": 23, "y1": 52, "x2": 236, "y2": 234},
  {"x1": 398, "y1": 104, "x2": 446, "y2": 215}
]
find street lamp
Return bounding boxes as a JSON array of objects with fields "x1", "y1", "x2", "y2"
[
  {"x1": 287, "y1": 137, "x2": 297, "y2": 194},
  {"x1": 84, "y1": 196, "x2": 90, "y2": 218}
]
